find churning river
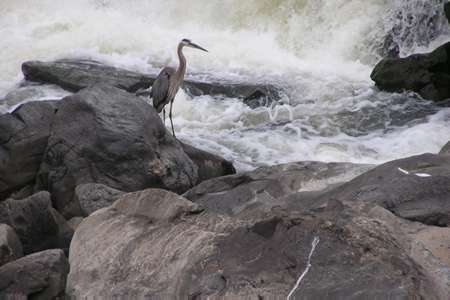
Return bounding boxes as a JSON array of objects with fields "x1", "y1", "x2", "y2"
[{"x1": 1, "y1": 0, "x2": 450, "y2": 170}]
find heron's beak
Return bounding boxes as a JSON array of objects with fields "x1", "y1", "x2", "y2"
[{"x1": 189, "y1": 42, "x2": 208, "y2": 52}]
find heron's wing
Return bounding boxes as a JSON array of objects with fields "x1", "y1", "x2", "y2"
[{"x1": 151, "y1": 67, "x2": 175, "y2": 113}]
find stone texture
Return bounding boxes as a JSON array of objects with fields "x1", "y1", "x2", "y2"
[
  {"x1": 36, "y1": 84, "x2": 198, "y2": 217},
  {"x1": 321, "y1": 153, "x2": 450, "y2": 226},
  {"x1": 66, "y1": 187, "x2": 446, "y2": 298},
  {"x1": 22, "y1": 59, "x2": 280, "y2": 105},
  {"x1": 0, "y1": 100, "x2": 58, "y2": 200},
  {"x1": 184, "y1": 161, "x2": 373, "y2": 216},
  {"x1": 0, "y1": 192, "x2": 73, "y2": 254},
  {"x1": 0, "y1": 224, "x2": 23, "y2": 267},
  {"x1": 75, "y1": 183, "x2": 124, "y2": 216},
  {"x1": 371, "y1": 42, "x2": 450, "y2": 102},
  {"x1": 0, "y1": 249, "x2": 69, "y2": 299}
]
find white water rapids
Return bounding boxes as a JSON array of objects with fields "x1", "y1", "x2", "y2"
[{"x1": 1, "y1": 0, "x2": 450, "y2": 170}]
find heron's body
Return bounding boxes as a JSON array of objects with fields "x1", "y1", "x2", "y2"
[{"x1": 151, "y1": 39, "x2": 207, "y2": 137}]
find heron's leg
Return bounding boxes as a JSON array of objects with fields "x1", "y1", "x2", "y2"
[
  {"x1": 169, "y1": 100, "x2": 176, "y2": 138},
  {"x1": 163, "y1": 108, "x2": 166, "y2": 125}
]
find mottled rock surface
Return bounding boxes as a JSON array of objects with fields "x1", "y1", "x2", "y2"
[
  {"x1": 0, "y1": 100, "x2": 58, "y2": 200},
  {"x1": 75, "y1": 183, "x2": 124, "y2": 216},
  {"x1": 0, "y1": 192, "x2": 73, "y2": 254},
  {"x1": 0, "y1": 249, "x2": 69, "y2": 299},
  {"x1": 67, "y1": 187, "x2": 446, "y2": 299},
  {"x1": 0, "y1": 224, "x2": 23, "y2": 267},
  {"x1": 36, "y1": 84, "x2": 198, "y2": 217}
]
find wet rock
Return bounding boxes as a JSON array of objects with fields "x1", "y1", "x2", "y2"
[
  {"x1": 66, "y1": 187, "x2": 444, "y2": 298},
  {"x1": 321, "y1": 153, "x2": 450, "y2": 226},
  {"x1": 183, "y1": 161, "x2": 373, "y2": 216},
  {"x1": 36, "y1": 84, "x2": 198, "y2": 217},
  {"x1": 440, "y1": 141, "x2": 450, "y2": 155},
  {"x1": 0, "y1": 249, "x2": 69, "y2": 299},
  {"x1": 0, "y1": 100, "x2": 58, "y2": 200},
  {"x1": 0, "y1": 192, "x2": 73, "y2": 254},
  {"x1": 371, "y1": 42, "x2": 450, "y2": 102},
  {"x1": 22, "y1": 59, "x2": 280, "y2": 105},
  {"x1": 0, "y1": 224, "x2": 23, "y2": 267},
  {"x1": 75, "y1": 183, "x2": 125, "y2": 216},
  {"x1": 180, "y1": 142, "x2": 236, "y2": 184}
]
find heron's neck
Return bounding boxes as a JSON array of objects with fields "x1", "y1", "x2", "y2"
[{"x1": 176, "y1": 43, "x2": 187, "y2": 79}]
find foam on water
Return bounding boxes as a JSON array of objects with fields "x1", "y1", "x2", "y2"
[{"x1": 1, "y1": 0, "x2": 450, "y2": 170}]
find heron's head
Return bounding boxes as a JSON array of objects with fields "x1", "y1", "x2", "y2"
[{"x1": 181, "y1": 39, "x2": 208, "y2": 52}]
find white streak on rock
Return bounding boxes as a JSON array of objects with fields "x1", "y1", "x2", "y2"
[
  {"x1": 287, "y1": 236, "x2": 320, "y2": 300},
  {"x1": 398, "y1": 167, "x2": 410, "y2": 175},
  {"x1": 414, "y1": 173, "x2": 432, "y2": 178}
]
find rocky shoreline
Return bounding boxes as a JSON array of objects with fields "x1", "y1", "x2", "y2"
[{"x1": 1, "y1": 46, "x2": 450, "y2": 298}]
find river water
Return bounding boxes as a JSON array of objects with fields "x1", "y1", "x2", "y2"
[{"x1": 1, "y1": 0, "x2": 450, "y2": 170}]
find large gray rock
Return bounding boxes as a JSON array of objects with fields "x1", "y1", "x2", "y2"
[
  {"x1": 320, "y1": 153, "x2": 450, "y2": 226},
  {"x1": 0, "y1": 224, "x2": 23, "y2": 267},
  {"x1": 22, "y1": 59, "x2": 280, "y2": 105},
  {"x1": 36, "y1": 84, "x2": 198, "y2": 217},
  {"x1": 0, "y1": 100, "x2": 58, "y2": 200},
  {"x1": 0, "y1": 192, "x2": 73, "y2": 254},
  {"x1": 0, "y1": 249, "x2": 69, "y2": 299},
  {"x1": 371, "y1": 42, "x2": 450, "y2": 102},
  {"x1": 66, "y1": 188, "x2": 445, "y2": 298},
  {"x1": 184, "y1": 161, "x2": 373, "y2": 216},
  {"x1": 75, "y1": 183, "x2": 125, "y2": 216}
]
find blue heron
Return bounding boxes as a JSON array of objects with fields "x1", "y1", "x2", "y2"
[{"x1": 151, "y1": 39, "x2": 208, "y2": 137}]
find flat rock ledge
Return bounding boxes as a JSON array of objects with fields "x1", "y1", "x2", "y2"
[{"x1": 22, "y1": 59, "x2": 280, "y2": 106}]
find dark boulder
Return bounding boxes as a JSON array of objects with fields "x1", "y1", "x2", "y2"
[
  {"x1": 0, "y1": 249, "x2": 69, "y2": 299},
  {"x1": 36, "y1": 84, "x2": 198, "y2": 217},
  {"x1": 66, "y1": 188, "x2": 445, "y2": 298},
  {"x1": 0, "y1": 192, "x2": 73, "y2": 254},
  {"x1": 180, "y1": 142, "x2": 236, "y2": 184},
  {"x1": 75, "y1": 183, "x2": 125, "y2": 216},
  {"x1": 0, "y1": 224, "x2": 23, "y2": 267},
  {"x1": 183, "y1": 161, "x2": 373, "y2": 216},
  {"x1": 22, "y1": 59, "x2": 280, "y2": 106},
  {"x1": 0, "y1": 100, "x2": 58, "y2": 200},
  {"x1": 320, "y1": 153, "x2": 450, "y2": 226},
  {"x1": 371, "y1": 42, "x2": 450, "y2": 102}
]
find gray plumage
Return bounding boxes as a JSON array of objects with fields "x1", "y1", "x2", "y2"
[{"x1": 151, "y1": 39, "x2": 208, "y2": 138}]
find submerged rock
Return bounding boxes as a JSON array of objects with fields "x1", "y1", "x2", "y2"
[
  {"x1": 0, "y1": 249, "x2": 69, "y2": 299},
  {"x1": 36, "y1": 84, "x2": 198, "y2": 217},
  {"x1": 0, "y1": 192, "x2": 73, "y2": 255},
  {"x1": 0, "y1": 224, "x2": 23, "y2": 267},
  {"x1": 67, "y1": 187, "x2": 445, "y2": 298},
  {"x1": 371, "y1": 42, "x2": 450, "y2": 102},
  {"x1": 22, "y1": 59, "x2": 280, "y2": 106},
  {"x1": 0, "y1": 100, "x2": 58, "y2": 200}
]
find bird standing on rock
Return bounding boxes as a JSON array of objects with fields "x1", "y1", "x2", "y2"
[{"x1": 151, "y1": 39, "x2": 208, "y2": 138}]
